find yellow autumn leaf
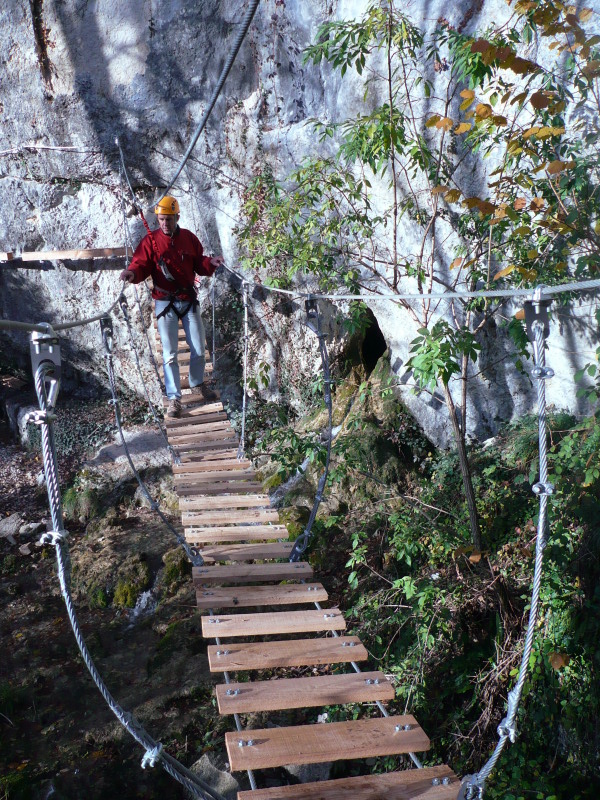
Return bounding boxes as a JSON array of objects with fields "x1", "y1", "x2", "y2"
[
  {"x1": 455, "y1": 122, "x2": 472, "y2": 134},
  {"x1": 517, "y1": 266, "x2": 538, "y2": 281},
  {"x1": 435, "y1": 116, "x2": 454, "y2": 131},
  {"x1": 445, "y1": 189, "x2": 462, "y2": 203},
  {"x1": 426, "y1": 115, "x2": 441, "y2": 128},
  {"x1": 492, "y1": 115, "x2": 508, "y2": 126},
  {"x1": 523, "y1": 126, "x2": 541, "y2": 139},
  {"x1": 547, "y1": 160, "x2": 571, "y2": 174},
  {"x1": 431, "y1": 185, "x2": 450, "y2": 194},
  {"x1": 475, "y1": 103, "x2": 493, "y2": 119},
  {"x1": 460, "y1": 89, "x2": 475, "y2": 99},
  {"x1": 460, "y1": 98, "x2": 474, "y2": 111},
  {"x1": 526, "y1": 249, "x2": 539, "y2": 260},
  {"x1": 579, "y1": 8, "x2": 594, "y2": 21},
  {"x1": 513, "y1": 225, "x2": 531, "y2": 235},
  {"x1": 493, "y1": 264, "x2": 516, "y2": 280},
  {"x1": 450, "y1": 257, "x2": 463, "y2": 270},
  {"x1": 549, "y1": 652, "x2": 571, "y2": 670}
]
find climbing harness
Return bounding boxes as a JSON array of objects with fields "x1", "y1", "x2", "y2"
[
  {"x1": 154, "y1": 288, "x2": 199, "y2": 322},
  {"x1": 25, "y1": 324, "x2": 224, "y2": 800},
  {"x1": 457, "y1": 290, "x2": 554, "y2": 799},
  {"x1": 100, "y1": 315, "x2": 203, "y2": 567},
  {"x1": 289, "y1": 297, "x2": 334, "y2": 562}
]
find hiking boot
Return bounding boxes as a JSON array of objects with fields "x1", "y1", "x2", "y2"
[
  {"x1": 190, "y1": 383, "x2": 218, "y2": 402},
  {"x1": 166, "y1": 398, "x2": 182, "y2": 418}
]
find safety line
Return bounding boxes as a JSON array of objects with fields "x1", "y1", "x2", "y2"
[
  {"x1": 152, "y1": 0, "x2": 261, "y2": 210},
  {"x1": 29, "y1": 356, "x2": 224, "y2": 800},
  {"x1": 100, "y1": 320, "x2": 204, "y2": 566}
]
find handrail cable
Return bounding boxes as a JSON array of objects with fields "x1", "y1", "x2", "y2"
[
  {"x1": 457, "y1": 292, "x2": 554, "y2": 799},
  {"x1": 151, "y1": 0, "x2": 261, "y2": 211},
  {"x1": 100, "y1": 317, "x2": 203, "y2": 566},
  {"x1": 27, "y1": 331, "x2": 224, "y2": 800}
]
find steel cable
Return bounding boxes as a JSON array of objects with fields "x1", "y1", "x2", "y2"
[
  {"x1": 101, "y1": 324, "x2": 203, "y2": 566},
  {"x1": 30, "y1": 361, "x2": 224, "y2": 800}
]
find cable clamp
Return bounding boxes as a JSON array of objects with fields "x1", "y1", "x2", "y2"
[
  {"x1": 532, "y1": 482, "x2": 554, "y2": 496},
  {"x1": 25, "y1": 409, "x2": 56, "y2": 426},
  {"x1": 39, "y1": 529, "x2": 68, "y2": 546},
  {"x1": 456, "y1": 775, "x2": 483, "y2": 800},
  {"x1": 531, "y1": 366, "x2": 554, "y2": 380},
  {"x1": 497, "y1": 716, "x2": 518, "y2": 743},
  {"x1": 141, "y1": 743, "x2": 163, "y2": 769},
  {"x1": 524, "y1": 293, "x2": 551, "y2": 344}
]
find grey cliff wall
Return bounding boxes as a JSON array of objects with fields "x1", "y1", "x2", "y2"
[{"x1": 0, "y1": 0, "x2": 598, "y2": 444}]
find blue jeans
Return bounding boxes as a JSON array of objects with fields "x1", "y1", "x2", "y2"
[{"x1": 155, "y1": 299, "x2": 206, "y2": 399}]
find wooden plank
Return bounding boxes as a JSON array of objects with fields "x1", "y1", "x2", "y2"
[
  {"x1": 174, "y1": 468, "x2": 257, "y2": 484},
  {"x1": 166, "y1": 411, "x2": 228, "y2": 429},
  {"x1": 208, "y1": 636, "x2": 368, "y2": 672},
  {"x1": 200, "y1": 542, "x2": 292, "y2": 562},
  {"x1": 237, "y1": 765, "x2": 459, "y2": 800},
  {"x1": 201, "y1": 608, "x2": 346, "y2": 638},
  {"x1": 193, "y1": 561, "x2": 312, "y2": 585},
  {"x1": 169, "y1": 430, "x2": 236, "y2": 445},
  {"x1": 180, "y1": 494, "x2": 269, "y2": 511},
  {"x1": 182, "y1": 509, "x2": 280, "y2": 526},
  {"x1": 20, "y1": 247, "x2": 128, "y2": 261},
  {"x1": 185, "y1": 525, "x2": 289, "y2": 544},
  {"x1": 196, "y1": 582, "x2": 327, "y2": 609},
  {"x1": 167, "y1": 421, "x2": 233, "y2": 437},
  {"x1": 176, "y1": 438, "x2": 239, "y2": 453},
  {"x1": 227, "y1": 715, "x2": 429, "y2": 771},
  {"x1": 216, "y1": 671, "x2": 394, "y2": 714},
  {"x1": 163, "y1": 396, "x2": 222, "y2": 410},
  {"x1": 176, "y1": 482, "x2": 264, "y2": 497},
  {"x1": 0, "y1": 252, "x2": 14, "y2": 261},
  {"x1": 174, "y1": 459, "x2": 253, "y2": 474},
  {"x1": 180, "y1": 450, "x2": 240, "y2": 464}
]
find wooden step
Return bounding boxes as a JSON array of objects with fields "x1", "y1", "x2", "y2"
[
  {"x1": 216, "y1": 671, "x2": 394, "y2": 714},
  {"x1": 180, "y1": 446, "x2": 240, "y2": 461},
  {"x1": 186, "y1": 525, "x2": 289, "y2": 544},
  {"x1": 182, "y1": 509, "x2": 280, "y2": 526},
  {"x1": 200, "y1": 542, "x2": 293, "y2": 562},
  {"x1": 169, "y1": 427, "x2": 235, "y2": 444},
  {"x1": 171, "y1": 434, "x2": 238, "y2": 450},
  {"x1": 166, "y1": 411, "x2": 228, "y2": 429},
  {"x1": 163, "y1": 396, "x2": 222, "y2": 410},
  {"x1": 208, "y1": 636, "x2": 368, "y2": 672},
  {"x1": 174, "y1": 468, "x2": 257, "y2": 484},
  {"x1": 197, "y1": 582, "x2": 327, "y2": 609},
  {"x1": 227, "y1": 715, "x2": 429, "y2": 771},
  {"x1": 173, "y1": 458, "x2": 252, "y2": 474},
  {"x1": 193, "y1": 561, "x2": 312, "y2": 585},
  {"x1": 180, "y1": 494, "x2": 270, "y2": 511},
  {"x1": 168, "y1": 421, "x2": 234, "y2": 438},
  {"x1": 176, "y1": 482, "x2": 264, "y2": 497},
  {"x1": 237, "y1": 764, "x2": 459, "y2": 800},
  {"x1": 201, "y1": 608, "x2": 346, "y2": 638}
]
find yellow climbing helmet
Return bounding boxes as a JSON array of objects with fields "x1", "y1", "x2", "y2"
[{"x1": 154, "y1": 195, "x2": 180, "y2": 215}]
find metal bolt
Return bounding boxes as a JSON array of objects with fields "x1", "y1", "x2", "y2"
[
  {"x1": 203, "y1": 591, "x2": 214, "y2": 596},
  {"x1": 374, "y1": 679, "x2": 380, "y2": 685},
  {"x1": 342, "y1": 641, "x2": 356, "y2": 647},
  {"x1": 395, "y1": 725, "x2": 401, "y2": 732},
  {"x1": 442, "y1": 777, "x2": 451, "y2": 786},
  {"x1": 432, "y1": 778, "x2": 441, "y2": 786},
  {"x1": 226, "y1": 689, "x2": 240, "y2": 696},
  {"x1": 208, "y1": 618, "x2": 220, "y2": 624},
  {"x1": 323, "y1": 613, "x2": 335, "y2": 619},
  {"x1": 365, "y1": 679, "x2": 373, "y2": 685},
  {"x1": 403, "y1": 724, "x2": 412, "y2": 731}
]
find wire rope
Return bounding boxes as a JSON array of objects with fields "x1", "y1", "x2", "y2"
[{"x1": 28, "y1": 356, "x2": 224, "y2": 800}]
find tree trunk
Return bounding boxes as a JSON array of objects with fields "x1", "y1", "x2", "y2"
[{"x1": 443, "y1": 383, "x2": 482, "y2": 550}]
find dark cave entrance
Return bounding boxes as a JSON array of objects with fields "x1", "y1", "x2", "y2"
[{"x1": 361, "y1": 310, "x2": 387, "y2": 375}]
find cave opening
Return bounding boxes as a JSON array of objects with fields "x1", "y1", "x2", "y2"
[{"x1": 361, "y1": 310, "x2": 387, "y2": 375}]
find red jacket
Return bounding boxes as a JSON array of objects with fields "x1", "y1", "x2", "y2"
[{"x1": 128, "y1": 226, "x2": 217, "y2": 299}]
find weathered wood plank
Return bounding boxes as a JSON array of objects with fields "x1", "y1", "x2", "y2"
[
  {"x1": 169, "y1": 430, "x2": 235, "y2": 446},
  {"x1": 201, "y1": 608, "x2": 346, "y2": 638},
  {"x1": 216, "y1": 671, "x2": 394, "y2": 714},
  {"x1": 193, "y1": 561, "x2": 312, "y2": 586},
  {"x1": 207, "y1": 636, "x2": 367, "y2": 672},
  {"x1": 196, "y1": 582, "x2": 327, "y2": 609},
  {"x1": 237, "y1": 765, "x2": 459, "y2": 800},
  {"x1": 180, "y1": 449, "x2": 240, "y2": 463},
  {"x1": 185, "y1": 525, "x2": 289, "y2": 544},
  {"x1": 227, "y1": 715, "x2": 429, "y2": 771},
  {"x1": 180, "y1": 494, "x2": 269, "y2": 511},
  {"x1": 173, "y1": 459, "x2": 253, "y2": 474},
  {"x1": 0, "y1": 252, "x2": 14, "y2": 261},
  {"x1": 166, "y1": 411, "x2": 228, "y2": 429},
  {"x1": 182, "y1": 509, "x2": 280, "y2": 526},
  {"x1": 200, "y1": 542, "x2": 292, "y2": 562},
  {"x1": 176, "y1": 481, "x2": 264, "y2": 497},
  {"x1": 20, "y1": 247, "x2": 129, "y2": 261}
]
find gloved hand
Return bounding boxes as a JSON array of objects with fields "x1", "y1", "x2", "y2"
[
  {"x1": 120, "y1": 269, "x2": 135, "y2": 283},
  {"x1": 210, "y1": 256, "x2": 225, "y2": 270}
]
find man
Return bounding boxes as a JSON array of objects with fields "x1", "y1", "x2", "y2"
[{"x1": 120, "y1": 195, "x2": 223, "y2": 418}]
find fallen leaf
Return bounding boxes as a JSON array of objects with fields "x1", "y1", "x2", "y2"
[{"x1": 549, "y1": 652, "x2": 571, "y2": 670}]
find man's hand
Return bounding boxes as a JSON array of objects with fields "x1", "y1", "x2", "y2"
[
  {"x1": 210, "y1": 256, "x2": 225, "y2": 270},
  {"x1": 120, "y1": 269, "x2": 135, "y2": 283}
]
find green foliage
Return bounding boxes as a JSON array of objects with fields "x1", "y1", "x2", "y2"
[
  {"x1": 112, "y1": 555, "x2": 151, "y2": 609},
  {"x1": 407, "y1": 320, "x2": 481, "y2": 389}
]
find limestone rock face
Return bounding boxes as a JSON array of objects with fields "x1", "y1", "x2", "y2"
[{"x1": 1, "y1": 0, "x2": 598, "y2": 444}]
